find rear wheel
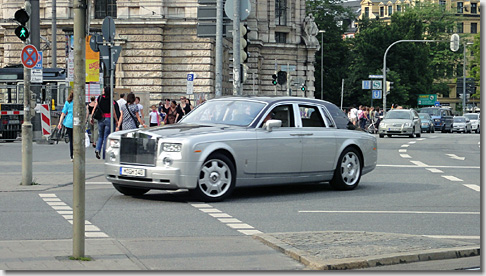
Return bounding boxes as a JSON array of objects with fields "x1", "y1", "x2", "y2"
[
  {"x1": 379, "y1": 134, "x2": 384, "y2": 138},
  {"x1": 113, "y1": 184, "x2": 150, "y2": 196},
  {"x1": 330, "y1": 147, "x2": 362, "y2": 191},
  {"x1": 190, "y1": 153, "x2": 236, "y2": 202}
]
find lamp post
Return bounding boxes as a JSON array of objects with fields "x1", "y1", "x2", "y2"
[{"x1": 318, "y1": 30, "x2": 325, "y2": 100}]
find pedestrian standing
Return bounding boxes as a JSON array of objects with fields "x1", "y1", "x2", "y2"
[
  {"x1": 135, "y1": 96, "x2": 144, "y2": 124},
  {"x1": 57, "y1": 91, "x2": 74, "y2": 162},
  {"x1": 91, "y1": 86, "x2": 119, "y2": 160},
  {"x1": 159, "y1": 98, "x2": 170, "y2": 122},
  {"x1": 164, "y1": 100, "x2": 179, "y2": 125},
  {"x1": 116, "y1": 92, "x2": 146, "y2": 131},
  {"x1": 149, "y1": 104, "x2": 162, "y2": 127},
  {"x1": 350, "y1": 105, "x2": 358, "y2": 126},
  {"x1": 117, "y1": 93, "x2": 126, "y2": 107},
  {"x1": 86, "y1": 96, "x2": 98, "y2": 148}
]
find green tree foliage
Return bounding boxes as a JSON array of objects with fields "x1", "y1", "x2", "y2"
[{"x1": 306, "y1": 0, "x2": 354, "y2": 104}]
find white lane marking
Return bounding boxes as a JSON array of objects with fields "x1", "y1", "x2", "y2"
[
  {"x1": 408, "y1": 141, "x2": 416, "y2": 144},
  {"x1": 377, "y1": 164, "x2": 479, "y2": 169},
  {"x1": 400, "y1": 154, "x2": 412, "y2": 158},
  {"x1": 399, "y1": 149, "x2": 407, "y2": 153},
  {"x1": 426, "y1": 168, "x2": 443, "y2": 173},
  {"x1": 298, "y1": 210, "x2": 479, "y2": 215},
  {"x1": 446, "y1": 154, "x2": 465, "y2": 161},
  {"x1": 463, "y1": 184, "x2": 480, "y2": 192},
  {"x1": 39, "y1": 194, "x2": 109, "y2": 238},
  {"x1": 423, "y1": 235, "x2": 480, "y2": 240},
  {"x1": 191, "y1": 203, "x2": 262, "y2": 235},
  {"x1": 417, "y1": 138, "x2": 426, "y2": 141},
  {"x1": 401, "y1": 144, "x2": 410, "y2": 148},
  {"x1": 410, "y1": 161, "x2": 428, "y2": 167},
  {"x1": 441, "y1": 175, "x2": 464, "y2": 182}
]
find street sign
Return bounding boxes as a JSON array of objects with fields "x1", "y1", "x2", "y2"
[
  {"x1": 362, "y1": 80, "x2": 371, "y2": 90},
  {"x1": 31, "y1": 69, "x2": 43, "y2": 83},
  {"x1": 187, "y1": 73, "x2": 194, "y2": 95},
  {"x1": 435, "y1": 101, "x2": 440, "y2": 106},
  {"x1": 417, "y1": 94, "x2": 438, "y2": 106},
  {"x1": 99, "y1": 45, "x2": 122, "y2": 71},
  {"x1": 33, "y1": 51, "x2": 42, "y2": 69},
  {"x1": 372, "y1": 80, "x2": 382, "y2": 89},
  {"x1": 21, "y1": 44, "x2": 39, "y2": 69},
  {"x1": 372, "y1": 90, "x2": 382, "y2": 99},
  {"x1": 369, "y1": 75, "x2": 383, "y2": 79},
  {"x1": 102, "y1": 16, "x2": 116, "y2": 43},
  {"x1": 224, "y1": 0, "x2": 251, "y2": 21}
]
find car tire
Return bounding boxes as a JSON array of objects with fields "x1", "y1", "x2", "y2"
[
  {"x1": 387, "y1": 134, "x2": 392, "y2": 138},
  {"x1": 330, "y1": 147, "x2": 362, "y2": 191},
  {"x1": 191, "y1": 153, "x2": 236, "y2": 202},
  {"x1": 112, "y1": 184, "x2": 150, "y2": 196},
  {"x1": 379, "y1": 134, "x2": 384, "y2": 138}
]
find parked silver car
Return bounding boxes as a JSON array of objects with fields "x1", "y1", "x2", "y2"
[
  {"x1": 452, "y1": 116, "x2": 472, "y2": 133},
  {"x1": 104, "y1": 97, "x2": 378, "y2": 201},
  {"x1": 463, "y1": 113, "x2": 480, "y2": 133},
  {"x1": 378, "y1": 109, "x2": 421, "y2": 138}
]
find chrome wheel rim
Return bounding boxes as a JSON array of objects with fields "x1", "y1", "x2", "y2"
[
  {"x1": 198, "y1": 159, "x2": 232, "y2": 198},
  {"x1": 340, "y1": 152, "x2": 360, "y2": 186}
]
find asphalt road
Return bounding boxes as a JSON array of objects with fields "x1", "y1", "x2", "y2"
[{"x1": 0, "y1": 131, "x2": 481, "y2": 270}]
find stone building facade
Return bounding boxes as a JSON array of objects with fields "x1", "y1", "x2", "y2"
[{"x1": 0, "y1": 0, "x2": 319, "y2": 106}]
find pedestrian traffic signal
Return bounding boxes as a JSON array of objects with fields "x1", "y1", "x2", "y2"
[
  {"x1": 14, "y1": 9, "x2": 30, "y2": 41},
  {"x1": 240, "y1": 23, "x2": 250, "y2": 63},
  {"x1": 272, "y1": 74, "x2": 278, "y2": 85},
  {"x1": 277, "y1": 71, "x2": 287, "y2": 85}
]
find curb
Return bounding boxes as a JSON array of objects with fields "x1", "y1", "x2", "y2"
[{"x1": 253, "y1": 234, "x2": 480, "y2": 270}]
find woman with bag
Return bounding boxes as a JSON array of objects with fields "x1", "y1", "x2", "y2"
[
  {"x1": 91, "y1": 86, "x2": 119, "y2": 159},
  {"x1": 86, "y1": 96, "x2": 98, "y2": 148},
  {"x1": 116, "y1": 92, "x2": 146, "y2": 131},
  {"x1": 57, "y1": 91, "x2": 74, "y2": 162}
]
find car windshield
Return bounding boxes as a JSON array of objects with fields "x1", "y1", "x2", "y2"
[
  {"x1": 454, "y1": 117, "x2": 466, "y2": 122},
  {"x1": 420, "y1": 108, "x2": 440, "y2": 116},
  {"x1": 464, "y1": 114, "x2": 478, "y2": 120},
  {"x1": 180, "y1": 100, "x2": 266, "y2": 126},
  {"x1": 418, "y1": 113, "x2": 430, "y2": 119},
  {"x1": 385, "y1": 111, "x2": 412, "y2": 120}
]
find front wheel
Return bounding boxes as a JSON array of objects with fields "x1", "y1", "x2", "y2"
[
  {"x1": 113, "y1": 184, "x2": 150, "y2": 196},
  {"x1": 190, "y1": 153, "x2": 236, "y2": 202},
  {"x1": 330, "y1": 148, "x2": 362, "y2": 191}
]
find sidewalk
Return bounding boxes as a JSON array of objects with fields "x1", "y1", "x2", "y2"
[{"x1": 0, "y1": 231, "x2": 479, "y2": 270}]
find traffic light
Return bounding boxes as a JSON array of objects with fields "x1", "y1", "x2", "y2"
[
  {"x1": 277, "y1": 71, "x2": 287, "y2": 85},
  {"x1": 272, "y1": 73, "x2": 278, "y2": 85},
  {"x1": 240, "y1": 64, "x2": 248, "y2": 83},
  {"x1": 300, "y1": 82, "x2": 306, "y2": 91},
  {"x1": 14, "y1": 9, "x2": 30, "y2": 41},
  {"x1": 386, "y1": 81, "x2": 393, "y2": 95},
  {"x1": 240, "y1": 23, "x2": 250, "y2": 63}
]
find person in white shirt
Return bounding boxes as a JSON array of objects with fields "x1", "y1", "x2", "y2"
[
  {"x1": 117, "y1": 93, "x2": 126, "y2": 107},
  {"x1": 135, "y1": 96, "x2": 144, "y2": 123},
  {"x1": 149, "y1": 105, "x2": 161, "y2": 127},
  {"x1": 349, "y1": 105, "x2": 358, "y2": 126}
]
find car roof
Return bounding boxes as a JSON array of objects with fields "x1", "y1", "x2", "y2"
[{"x1": 209, "y1": 96, "x2": 335, "y2": 106}]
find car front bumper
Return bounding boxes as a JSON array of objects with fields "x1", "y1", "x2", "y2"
[
  {"x1": 378, "y1": 126, "x2": 414, "y2": 135},
  {"x1": 452, "y1": 126, "x2": 467, "y2": 132}
]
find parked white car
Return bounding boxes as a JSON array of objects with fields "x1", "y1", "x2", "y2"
[{"x1": 463, "y1": 113, "x2": 480, "y2": 133}]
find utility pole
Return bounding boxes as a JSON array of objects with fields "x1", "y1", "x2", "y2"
[
  {"x1": 21, "y1": 1, "x2": 32, "y2": 186},
  {"x1": 232, "y1": 0, "x2": 241, "y2": 95},
  {"x1": 30, "y1": 0, "x2": 42, "y2": 139},
  {"x1": 215, "y1": 0, "x2": 223, "y2": 97},
  {"x1": 51, "y1": 0, "x2": 57, "y2": 68},
  {"x1": 72, "y1": 0, "x2": 86, "y2": 258},
  {"x1": 462, "y1": 41, "x2": 466, "y2": 115}
]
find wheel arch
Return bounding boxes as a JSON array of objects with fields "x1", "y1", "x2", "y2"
[{"x1": 334, "y1": 143, "x2": 364, "y2": 171}]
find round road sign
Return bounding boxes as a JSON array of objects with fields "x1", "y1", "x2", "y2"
[{"x1": 21, "y1": 44, "x2": 39, "y2": 69}]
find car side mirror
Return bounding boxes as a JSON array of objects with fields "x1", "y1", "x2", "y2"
[{"x1": 265, "y1": 119, "x2": 282, "y2": 132}]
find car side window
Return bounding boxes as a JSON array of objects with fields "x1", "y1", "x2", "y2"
[
  {"x1": 321, "y1": 107, "x2": 335, "y2": 128},
  {"x1": 261, "y1": 104, "x2": 295, "y2": 128},
  {"x1": 299, "y1": 105, "x2": 325, "y2": 127}
]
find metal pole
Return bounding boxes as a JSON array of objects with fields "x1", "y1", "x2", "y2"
[
  {"x1": 51, "y1": 0, "x2": 57, "y2": 68},
  {"x1": 340, "y1": 79, "x2": 344, "y2": 110},
  {"x1": 215, "y1": 0, "x2": 223, "y2": 97},
  {"x1": 21, "y1": 0, "x2": 32, "y2": 186},
  {"x1": 462, "y1": 42, "x2": 466, "y2": 115},
  {"x1": 383, "y1": 39, "x2": 443, "y2": 116},
  {"x1": 110, "y1": 49, "x2": 114, "y2": 132},
  {"x1": 232, "y1": 0, "x2": 241, "y2": 95},
  {"x1": 30, "y1": 0, "x2": 41, "y2": 140},
  {"x1": 73, "y1": 0, "x2": 86, "y2": 258},
  {"x1": 321, "y1": 32, "x2": 323, "y2": 100}
]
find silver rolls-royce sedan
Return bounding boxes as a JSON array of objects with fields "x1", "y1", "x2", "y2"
[{"x1": 104, "y1": 97, "x2": 377, "y2": 202}]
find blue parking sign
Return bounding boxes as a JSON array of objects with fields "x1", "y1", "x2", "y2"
[{"x1": 187, "y1": 73, "x2": 194, "y2": 82}]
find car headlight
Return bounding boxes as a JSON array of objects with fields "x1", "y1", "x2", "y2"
[
  {"x1": 162, "y1": 143, "x2": 182, "y2": 152},
  {"x1": 434, "y1": 119, "x2": 440, "y2": 122},
  {"x1": 379, "y1": 122, "x2": 385, "y2": 128},
  {"x1": 404, "y1": 123, "x2": 412, "y2": 127},
  {"x1": 108, "y1": 138, "x2": 120, "y2": 148}
]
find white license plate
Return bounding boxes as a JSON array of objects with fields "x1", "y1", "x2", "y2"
[
  {"x1": 9, "y1": 120, "x2": 19, "y2": 125},
  {"x1": 120, "y1": 167, "x2": 146, "y2": 177},
  {"x1": 388, "y1": 128, "x2": 399, "y2": 131}
]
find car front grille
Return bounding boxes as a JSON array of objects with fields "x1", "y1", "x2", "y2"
[{"x1": 120, "y1": 137, "x2": 157, "y2": 166}]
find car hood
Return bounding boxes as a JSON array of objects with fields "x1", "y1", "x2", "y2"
[{"x1": 116, "y1": 123, "x2": 247, "y2": 139}]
